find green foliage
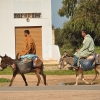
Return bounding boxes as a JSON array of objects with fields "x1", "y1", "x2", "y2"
[
  {"x1": 55, "y1": 28, "x2": 64, "y2": 47},
  {"x1": 54, "y1": 27, "x2": 82, "y2": 55},
  {"x1": 58, "y1": 0, "x2": 77, "y2": 18},
  {"x1": 94, "y1": 46, "x2": 100, "y2": 54}
]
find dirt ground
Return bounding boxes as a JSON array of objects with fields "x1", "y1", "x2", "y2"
[{"x1": 0, "y1": 74, "x2": 100, "y2": 86}]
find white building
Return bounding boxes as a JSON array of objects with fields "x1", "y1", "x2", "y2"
[{"x1": 0, "y1": 0, "x2": 60, "y2": 61}]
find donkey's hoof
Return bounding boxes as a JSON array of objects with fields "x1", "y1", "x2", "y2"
[
  {"x1": 44, "y1": 83, "x2": 47, "y2": 86},
  {"x1": 90, "y1": 82, "x2": 93, "y2": 85},
  {"x1": 45, "y1": 83, "x2": 48, "y2": 86},
  {"x1": 25, "y1": 84, "x2": 28, "y2": 86},
  {"x1": 85, "y1": 82, "x2": 89, "y2": 85},
  {"x1": 74, "y1": 83, "x2": 78, "y2": 85}
]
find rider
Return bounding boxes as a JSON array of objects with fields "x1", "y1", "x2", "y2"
[
  {"x1": 12, "y1": 30, "x2": 37, "y2": 70},
  {"x1": 17, "y1": 30, "x2": 36, "y2": 59},
  {"x1": 72, "y1": 30, "x2": 94, "y2": 69}
]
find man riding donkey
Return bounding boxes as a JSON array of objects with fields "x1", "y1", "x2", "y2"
[
  {"x1": 12, "y1": 30, "x2": 38, "y2": 70},
  {"x1": 72, "y1": 30, "x2": 95, "y2": 70}
]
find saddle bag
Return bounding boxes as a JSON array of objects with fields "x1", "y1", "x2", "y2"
[
  {"x1": 95, "y1": 54, "x2": 100, "y2": 64},
  {"x1": 16, "y1": 60, "x2": 33, "y2": 74},
  {"x1": 79, "y1": 58, "x2": 95, "y2": 71}
]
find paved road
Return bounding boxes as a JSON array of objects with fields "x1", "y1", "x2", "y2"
[
  {"x1": 0, "y1": 85, "x2": 100, "y2": 91},
  {"x1": 0, "y1": 86, "x2": 100, "y2": 100}
]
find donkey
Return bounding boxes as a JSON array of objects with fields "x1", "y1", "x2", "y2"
[
  {"x1": 59, "y1": 54, "x2": 100, "y2": 85},
  {"x1": 0, "y1": 54, "x2": 47, "y2": 86}
]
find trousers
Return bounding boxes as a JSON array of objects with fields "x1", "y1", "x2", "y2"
[{"x1": 73, "y1": 55, "x2": 79, "y2": 67}]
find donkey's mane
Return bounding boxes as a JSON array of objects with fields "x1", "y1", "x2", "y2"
[
  {"x1": 3, "y1": 55, "x2": 15, "y2": 65},
  {"x1": 5, "y1": 55, "x2": 15, "y2": 60}
]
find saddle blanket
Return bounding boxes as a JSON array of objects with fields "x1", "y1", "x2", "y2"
[
  {"x1": 20, "y1": 54, "x2": 38, "y2": 60},
  {"x1": 20, "y1": 54, "x2": 39, "y2": 67}
]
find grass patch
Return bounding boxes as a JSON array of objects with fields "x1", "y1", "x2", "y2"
[
  {"x1": 0, "y1": 67, "x2": 12, "y2": 75},
  {"x1": 44, "y1": 70, "x2": 95, "y2": 75},
  {"x1": 0, "y1": 67, "x2": 95, "y2": 75},
  {"x1": 0, "y1": 78, "x2": 10, "y2": 83},
  {"x1": 44, "y1": 70, "x2": 75, "y2": 75}
]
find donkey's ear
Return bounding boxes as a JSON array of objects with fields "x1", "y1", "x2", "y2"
[
  {"x1": 5, "y1": 54, "x2": 7, "y2": 57},
  {"x1": 0, "y1": 55, "x2": 2, "y2": 58}
]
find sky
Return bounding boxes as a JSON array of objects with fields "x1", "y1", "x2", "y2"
[{"x1": 51, "y1": 0, "x2": 69, "y2": 28}]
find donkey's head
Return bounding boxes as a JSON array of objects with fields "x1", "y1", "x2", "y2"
[
  {"x1": 0, "y1": 54, "x2": 11, "y2": 71},
  {"x1": 59, "y1": 56, "x2": 74, "y2": 70}
]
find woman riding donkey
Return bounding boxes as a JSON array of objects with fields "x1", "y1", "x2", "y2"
[
  {"x1": 12, "y1": 30, "x2": 37, "y2": 70},
  {"x1": 72, "y1": 30, "x2": 94, "y2": 69}
]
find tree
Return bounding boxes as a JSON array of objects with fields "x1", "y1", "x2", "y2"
[
  {"x1": 58, "y1": 0, "x2": 100, "y2": 49},
  {"x1": 58, "y1": 0, "x2": 77, "y2": 18},
  {"x1": 55, "y1": 28, "x2": 64, "y2": 47},
  {"x1": 54, "y1": 27, "x2": 80, "y2": 55}
]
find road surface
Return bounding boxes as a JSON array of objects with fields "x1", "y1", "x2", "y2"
[
  {"x1": 0, "y1": 85, "x2": 100, "y2": 91},
  {"x1": 0, "y1": 86, "x2": 100, "y2": 100},
  {"x1": 0, "y1": 75, "x2": 100, "y2": 100}
]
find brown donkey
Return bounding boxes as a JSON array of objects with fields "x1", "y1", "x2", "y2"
[
  {"x1": 0, "y1": 54, "x2": 47, "y2": 86},
  {"x1": 59, "y1": 54, "x2": 100, "y2": 85}
]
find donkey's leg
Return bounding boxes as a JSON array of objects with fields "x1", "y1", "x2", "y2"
[
  {"x1": 35, "y1": 69, "x2": 41, "y2": 86},
  {"x1": 9, "y1": 70, "x2": 18, "y2": 86},
  {"x1": 20, "y1": 73, "x2": 28, "y2": 86},
  {"x1": 81, "y1": 71, "x2": 89, "y2": 84},
  {"x1": 91, "y1": 69, "x2": 99, "y2": 85},
  {"x1": 75, "y1": 70, "x2": 79, "y2": 85},
  {"x1": 40, "y1": 69, "x2": 47, "y2": 85}
]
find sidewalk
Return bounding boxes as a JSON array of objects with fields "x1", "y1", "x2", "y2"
[{"x1": 43, "y1": 60, "x2": 59, "y2": 65}]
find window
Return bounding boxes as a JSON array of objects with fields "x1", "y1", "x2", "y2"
[{"x1": 14, "y1": 13, "x2": 41, "y2": 18}]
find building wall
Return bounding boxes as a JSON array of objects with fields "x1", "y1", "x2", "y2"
[
  {"x1": 52, "y1": 29, "x2": 55, "y2": 45},
  {"x1": 0, "y1": 0, "x2": 53, "y2": 60},
  {"x1": 0, "y1": 0, "x2": 15, "y2": 58}
]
